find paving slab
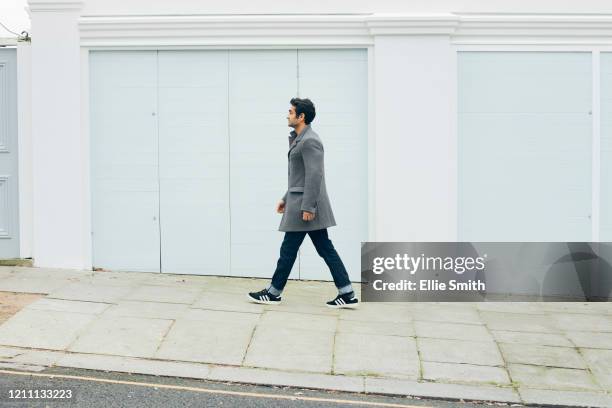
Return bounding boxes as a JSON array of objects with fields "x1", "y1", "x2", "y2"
[
  {"x1": 155, "y1": 318, "x2": 255, "y2": 366},
  {"x1": 196, "y1": 280, "x2": 263, "y2": 295},
  {"x1": 58, "y1": 352, "x2": 211, "y2": 379},
  {"x1": 271, "y1": 300, "x2": 341, "y2": 316},
  {"x1": 508, "y1": 363, "x2": 601, "y2": 391},
  {"x1": 25, "y1": 298, "x2": 111, "y2": 315},
  {"x1": 334, "y1": 332, "x2": 419, "y2": 379},
  {"x1": 244, "y1": 326, "x2": 334, "y2": 374},
  {"x1": 499, "y1": 343, "x2": 587, "y2": 369},
  {"x1": 565, "y1": 331, "x2": 612, "y2": 349},
  {"x1": 192, "y1": 291, "x2": 265, "y2": 313},
  {"x1": 11, "y1": 349, "x2": 65, "y2": 367},
  {"x1": 207, "y1": 366, "x2": 365, "y2": 393},
  {"x1": 140, "y1": 274, "x2": 214, "y2": 288},
  {"x1": 540, "y1": 302, "x2": 612, "y2": 315},
  {"x1": 552, "y1": 313, "x2": 612, "y2": 332},
  {"x1": 518, "y1": 387, "x2": 612, "y2": 408},
  {"x1": 421, "y1": 361, "x2": 511, "y2": 385},
  {"x1": 476, "y1": 302, "x2": 544, "y2": 314},
  {"x1": 414, "y1": 321, "x2": 493, "y2": 342},
  {"x1": 336, "y1": 319, "x2": 414, "y2": 337},
  {"x1": 580, "y1": 348, "x2": 612, "y2": 391},
  {"x1": 339, "y1": 303, "x2": 412, "y2": 323},
  {"x1": 364, "y1": 377, "x2": 521, "y2": 403},
  {"x1": 418, "y1": 337, "x2": 504, "y2": 366},
  {"x1": 0, "y1": 346, "x2": 24, "y2": 359},
  {"x1": 123, "y1": 285, "x2": 203, "y2": 304},
  {"x1": 180, "y1": 308, "x2": 260, "y2": 324},
  {"x1": 258, "y1": 310, "x2": 337, "y2": 332},
  {"x1": 102, "y1": 300, "x2": 189, "y2": 320},
  {"x1": 491, "y1": 330, "x2": 573, "y2": 347},
  {"x1": 480, "y1": 311, "x2": 561, "y2": 333},
  {"x1": 47, "y1": 282, "x2": 136, "y2": 303},
  {"x1": 68, "y1": 315, "x2": 173, "y2": 358},
  {"x1": 7, "y1": 267, "x2": 88, "y2": 279},
  {"x1": 409, "y1": 303, "x2": 483, "y2": 325},
  {"x1": 79, "y1": 271, "x2": 152, "y2": 286},
  {"x1": 0, "y1": 361, "x2": 46, "y2": 372},
  {"x1": 0, "y1": 309, "x2": 98, "y2": 350},
  {"x1": 0, "y1": 276, "x2": 70, "y2": 294}
]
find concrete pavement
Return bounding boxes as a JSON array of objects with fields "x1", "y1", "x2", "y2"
[{"x1": 0, "y1": 266, "x2": 611, "y2": 407}]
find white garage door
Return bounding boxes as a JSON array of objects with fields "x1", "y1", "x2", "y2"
[
  {"x1": 90, "y1": 49, "x2": 367, "y2": 282},
  {"x1": 458, "y1": 52, "x2": 592, "y2": 241}
]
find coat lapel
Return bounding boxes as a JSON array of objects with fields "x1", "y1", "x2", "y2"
[{"x1": 287, "y1": 125, "x2": 310, "y2": 156}]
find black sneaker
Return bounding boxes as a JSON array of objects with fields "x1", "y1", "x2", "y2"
[
  {"x1": 326, "y1": 292, "x2": 359, "y2": 309},
  {"x1": 247, "y1": 289, "x2": 281, "y2": 305}
]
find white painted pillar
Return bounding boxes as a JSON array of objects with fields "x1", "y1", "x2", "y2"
[
  {"x1": 17, "y1": 41, "x2": 32, "y2": 259},
  {"x1": 368, "y1": 16, "x2": 459, "y2": 241},
  {"x1": 28, "y1": 0, "x2": 87, "y2": 268}
]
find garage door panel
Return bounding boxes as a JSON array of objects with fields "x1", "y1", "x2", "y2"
[
  {"x1": 601, "y1": 53, "x2": 612, "y2": 241},
  {"x1": 90, "y1": 51, "x2": 157, "y2": 86},
  {"x1": 93, "y1": 193, "x2": 160, "y2": 272},
  {"x1": 458, "y1": 52, "x2": 592, "y2": 242},
  {"x1": 297, "y1": 49, "x2": 368, "y2": 282},
  {"x1": 158, "y1": 50, "x2": 230, "y2": 275},
  {"x1": 158, "y1": 185, "x2": 230, "y2": 274},
  {"x1": 91, "y1": 51, "x2": 160, "y2": 272},
  {"x1": 229, "y1": 50, "x2": 297, "y2": 278},
  {"x1": 459, "y1": 53, "x2": 591, "y2": 113}
]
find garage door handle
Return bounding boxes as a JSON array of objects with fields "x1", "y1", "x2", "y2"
[{"x1": 153, "y1": 216, "x2": 157, "y2": 220}]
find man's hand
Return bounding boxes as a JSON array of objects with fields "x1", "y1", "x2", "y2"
[
  {"x1": 302, "y1": 211, "x2": 315, "y2": 221},
  {"x1": 276, "y1": 200, "x2": 285, "y2": 214}
]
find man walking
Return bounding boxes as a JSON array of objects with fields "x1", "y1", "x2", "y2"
[{"x1": 248, "y1": 98, "x2": 358, "y2": 309}]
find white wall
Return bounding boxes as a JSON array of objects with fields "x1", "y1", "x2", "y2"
[
  {"x1": 373, "y1": 35, "x2": 457, "y2": 241},
  {"x1": 80, "y1": 0, "x2": 612, "y2": 15},
  {"x1": 30, "y1": 1, "x2": 87, "y2": 268}
]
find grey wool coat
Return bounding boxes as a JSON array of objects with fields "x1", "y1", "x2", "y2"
[{"x1": 278, "y1": 125, "x2": 336, "y2": 232}]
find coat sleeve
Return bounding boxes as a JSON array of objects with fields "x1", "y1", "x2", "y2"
[
  {"x1": 301, "y1": 137, "x2": 324, "y2": 214},
  {"x1": 281, "y1": 190, "x2": 288, "y2": 202}
]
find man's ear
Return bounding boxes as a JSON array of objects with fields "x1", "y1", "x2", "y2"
[{"x1": 298, "y1": 113, "x2": 305, "y2": 122}]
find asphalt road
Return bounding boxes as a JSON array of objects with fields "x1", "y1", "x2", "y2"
[{"x1": 0, "y1": 366, "x2": 520, "y2": 408}]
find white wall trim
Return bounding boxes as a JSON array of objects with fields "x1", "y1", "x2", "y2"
[
  {"x1": 367, "y1": 45, "x2": 376, "y2": 242},
  {"x1": 80, "y1": 47, "x2": 92, "y2": 269},
  {"x1": 453, "y1": 13, "x2": 612, "y2": 45},
  {"x1": 77, "y1": 13, "x2": 612, "y2": 47},
  {"x1": 366, "y1": 14, "x2": 459, "y2": 35},
  {"x1": 592, "y1": 51, "x2": 601, "y2": 242},
  {"x1": 79, "y1": 14, "x2": 374, "y2": 47},
  {"x1": 28, "y1": 1, "x2": 83, "y2": 12}
]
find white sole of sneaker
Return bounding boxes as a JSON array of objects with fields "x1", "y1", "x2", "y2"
[
  {"x1": 246, "y1": 294, "x2": 281, "y2": 305},
  {"x1": 326, "y1": 303, "x2": 359, "y2": 309}
]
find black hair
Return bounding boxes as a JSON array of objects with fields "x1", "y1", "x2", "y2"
[{"x1": 290, "y1": 97, "x2": 316, "y2": 125}]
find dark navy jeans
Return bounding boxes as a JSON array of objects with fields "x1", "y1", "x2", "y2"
[{"x1": 269, "y1": 228, "x2": 352, "y2": 294}]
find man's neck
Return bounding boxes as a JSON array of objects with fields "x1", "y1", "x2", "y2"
[{"x1": 293, "y1": 123, "x2": 307, "y2": 137}]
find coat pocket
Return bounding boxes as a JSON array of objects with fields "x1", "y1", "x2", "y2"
[{"x1": 288, "y1": 186, "x2": 304, "y2": 193}]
